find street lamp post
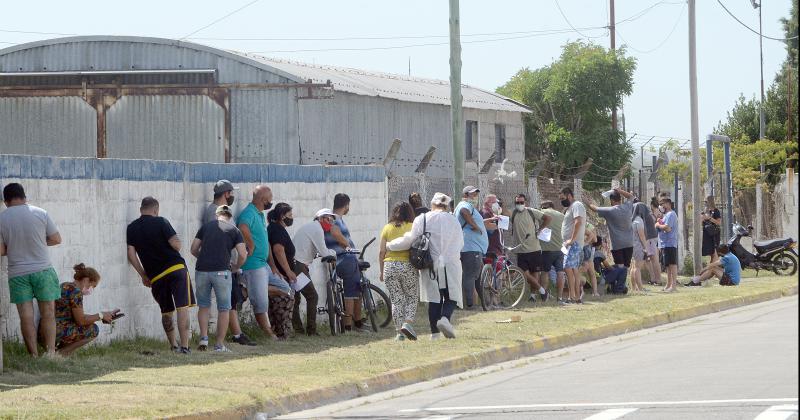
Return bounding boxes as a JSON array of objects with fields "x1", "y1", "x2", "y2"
[{"x1": 751, "y1": 0, "x2": 766, "y2": 140}]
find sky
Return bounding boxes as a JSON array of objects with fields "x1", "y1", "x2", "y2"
[{"x1": 0, "y1": 0, "x2": 795, "y2": 152}]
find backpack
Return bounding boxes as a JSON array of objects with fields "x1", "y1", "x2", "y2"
[{"x1": 409, "y1": 214, "x2": 434, "y2": 270}]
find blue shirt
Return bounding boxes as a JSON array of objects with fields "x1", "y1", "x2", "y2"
[
  {"x1": 658, "y1": 210, "x2": 678, "y2": 248},
  {"x1": 720, "y1": 252, "x2": 741, "y2": 285},
  {"x1": 237, "y1": 203, "x2": 268, "y2": 271},
  {"x1": 454, "y1": 200, "x2": 489, "y2": 254},
  {"x1": 324, "y1": 217, "x2": 355, "y2": 259}
]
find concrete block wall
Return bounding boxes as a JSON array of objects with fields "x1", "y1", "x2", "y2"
[{"x1": 0, "y1": 155, "x2": 387, "y2": 344}]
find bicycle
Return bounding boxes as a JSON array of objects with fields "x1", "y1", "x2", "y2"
[
  {"x1": 478, "y1": 242, "x2": 528, "y2": 311},
  {"x1": 320, "y1": 240, "x2": 392, "y2": 335}
]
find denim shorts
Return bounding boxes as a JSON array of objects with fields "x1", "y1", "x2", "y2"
[
  {"x1": 563, "y1": 243, "x2": 583, "y2": 269},
  {"x1": 242, "y1": 267, "x2": 269, "y2": 314},
  {"x1": 268, "y1": 271, "x2": 293, "y2": 295},
  {"x1": 336, "y1": 254, "x2": 362, "y2": 299},
  {"x1": 195, "y1": 270, "x2": 233, "y2": 311}
]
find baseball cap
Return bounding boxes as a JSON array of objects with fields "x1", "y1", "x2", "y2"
[
  {"x1": 213, "y1": 180, "x2": 238, "y2": 194},
  {"x1": 462, "y1": 186, "x2": 479, "y2": 195},
  {"x1": 315, "y1": 208, "x2": 336, "y2": 219},
  {"x1": 215, "y1": 205, "x2": 233, "y2": 216}
]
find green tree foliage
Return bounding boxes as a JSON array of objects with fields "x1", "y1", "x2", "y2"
[{"x1": 497, "y1": 41, "x2": 637, "y2": 188}]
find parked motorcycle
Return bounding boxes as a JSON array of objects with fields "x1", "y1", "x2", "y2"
[{"x1": 728, "y1": 223, "x2": 798, "y2": 276}]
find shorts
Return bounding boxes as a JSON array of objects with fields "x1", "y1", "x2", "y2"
[
  {"x1": 242, "y1": 267, "x2": 269, "y2": 314},
  {"x1": 517, "y1": 251, "x2": 543, "y2": 273},
  {"x1": 231, "y1": 271, "x2": 246, "y2": 311},
  {"x1": 646, "y1": 239, "x2": 658, "y2": 257},
  {"x1": 9, "y1": 267, "x2": 60, "y2": 304},
  {"x1": 661, "y1": 247, "x2": 678, "y2": 266},
  {"x1": 151, "y1": 267, "x2": 196, "y2": 314},
  {"x1": 268, "y1": 271, "x2": 293, "y2": 295},
  {"x1": 541, "y1": 250, "x2": 564, "y2": 272},
  {"x1": 563, "y1": 243, "x2": 583, "y2": 270},
  {"x1": 719, "y1": 273, "x2": 737, "y2": 286},
  {"x1": 581, "y1": 246, "x2": 595, "y2": 265},
  {"x1": 611, "y1": 247, "x2": 634, "y2": 268},
  {"x1": 195, "y1": 270, "x2": 233, "y2": 311},
  {"x1": 336, "y1": 254, "x2": 362, "y2": 299}
]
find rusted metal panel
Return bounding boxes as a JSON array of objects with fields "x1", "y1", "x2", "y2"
[
  {"x1": 105, "y1": 95, "x2": 225, "y2": 162},
  {"x1": 230, "y1": 88, "x2": 299, "y2": 164},
  {"x1": 0, "y1": 96, "x2": 96, "y2": 157}
]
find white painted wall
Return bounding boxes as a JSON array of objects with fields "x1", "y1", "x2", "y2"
[{"x1": 0, "y1": 157, "x2": 387, "y2": 344}]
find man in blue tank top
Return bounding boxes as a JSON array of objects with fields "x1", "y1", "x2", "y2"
[{"x1": 324, "y1": 193, "x2": 368, "y2": 332}]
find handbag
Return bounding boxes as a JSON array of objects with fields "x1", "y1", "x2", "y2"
[
  {"x1": 704, "y1": 222, "x2": 720, "y2": 237},
  {"x1": 409, "y1": 214, "x2": 434, "y2": 270}
]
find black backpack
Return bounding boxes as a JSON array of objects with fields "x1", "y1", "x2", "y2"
[{"x1": 409, "y1": 214, "x2": 434, "y2": 270}]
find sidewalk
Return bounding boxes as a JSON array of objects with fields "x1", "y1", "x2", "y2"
[{"x1": 1, "y1": 276, "x2": 796, "y2": 419}]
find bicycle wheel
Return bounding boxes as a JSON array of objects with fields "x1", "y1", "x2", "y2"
[
  {"x1": 478, "y1": 264, "x2": 493, "y2": 311},
  {"x1": 362, "y1": 283, "x2": 379, "y2": 333},
  {"x1": 500, "y1": 267, "x2": 527, "y2": 308},
  {"x1": 368, "y1": 283, "x2": 393, "y2": 329},
  {"x1": 326, "y1": 281, "x2": 339, "y2": 336}
]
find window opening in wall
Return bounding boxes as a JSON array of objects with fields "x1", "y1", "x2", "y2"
[
  {"x1": 466, "y1": 120, "x2": 478, "y2": 160},
  {"x1": 495, "y1": 124, "x2": 506, "y2": 163}
]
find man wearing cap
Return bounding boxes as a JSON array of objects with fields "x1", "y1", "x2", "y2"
[
  {"x1": 201, "y1": 180, "x2": 254, "y2": 346},
  {"x1": 291, "y1": 209, "x2": 338, "y2": 335},
  {"x1": 454, "y1": 186, "x2": 490, "y2": 309},
  {"x1": 190, "y1": 205, "x2": 247, "y2": 352}
]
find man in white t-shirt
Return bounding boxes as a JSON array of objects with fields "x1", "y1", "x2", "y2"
[{"x1": 559, "y1": 187, "x2": 586, "y2": 304}]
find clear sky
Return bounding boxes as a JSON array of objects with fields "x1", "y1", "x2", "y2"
[{"x1": 1, "y1": 0, "x2": 794, "y2": 150}]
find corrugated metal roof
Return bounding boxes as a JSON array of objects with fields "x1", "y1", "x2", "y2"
[{"x1": 234, "y1": 52, "x2": 530, "y2": 113}]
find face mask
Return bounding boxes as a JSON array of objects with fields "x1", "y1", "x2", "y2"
[
  {"x1": 515, "y1": 204, "x2": 525, "y2": 212},
  {"x1": 264, "y1": 201, "x2": 273, "y2": 211},
  {"x1": 560, "y1": 199, "x2": 571, "y2": 208},
  {"x1": 491, "y1": 202, "x2": 501, "y2": 214},
  {"x1": 284, "y1": 217, "x2": 294, "y2": 227},
  {"x1": 81, "y1": 286, "x2": 94, "y2": 296},
  {"x1": 226, "y1": 196, "x2": 234, "y2": 206},
  {"x1": 658, "y1": 205, "x2": 666, "y2": 213},
  {"x1": 320, "y1": 220, "x2": 333, "y2": 232}
]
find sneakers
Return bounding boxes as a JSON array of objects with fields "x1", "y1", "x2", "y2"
[
  {"x1": 394, "y1": 334, "x2": 406, "y2": 341},
  {"x1": 436, "y1": 317, "x2": 456, "y2": 339},
  {"x1": 430, "y1": 333, "x2": 442, "y2": 340},
  {"x1": 540, "y1": 290, "x2": 549, "y2": 303},
  {"x1": 175, "y1": 346, "x2": 191, "y2": 355},
  {"x1": 528, "y1": 294, "x2": 536, "y2": 303},
  {"x1": 231, "y1": 333, "x2": 257, "y2": 346},
  {"x1": 213, "y1": 344, "x2": 232, "y2": 353},
  {"x1": 400, "y1": 322, "x2": 418, "y2": 341},
  {"x1": 197, "y1": 337, "x2": 209, "y2": 352},
  {"x1": 685, "y1": 277, "x2": 702, "y2": 287}
]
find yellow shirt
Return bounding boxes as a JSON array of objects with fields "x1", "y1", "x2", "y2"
[{"x1": 381, "y1": 222, "x2": 413, "y2": 262}]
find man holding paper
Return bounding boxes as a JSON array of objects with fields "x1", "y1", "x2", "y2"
[
  {"x1": 510, "y1": 194, "x2": 551, "y2": 304},
  {"x1": 190, "y1": 204, "x2": 247, "y2": 352}
]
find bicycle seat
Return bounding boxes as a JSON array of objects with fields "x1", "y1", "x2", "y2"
[
  {"x1": 358, "y1": 261, "x2": 371, "y2": 271},
  {"x1": 321, "y1": 255, "x2": 337, "y2": 263}
]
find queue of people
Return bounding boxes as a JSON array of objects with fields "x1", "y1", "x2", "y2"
[{"x1": 1, "y1": 179, "x2": 742, "y2": 357}]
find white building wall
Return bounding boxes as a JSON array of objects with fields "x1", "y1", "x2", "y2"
[{"x1": 0, "y1": 155, "x2": 387, "y2": 344}]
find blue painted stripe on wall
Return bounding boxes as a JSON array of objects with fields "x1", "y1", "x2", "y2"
[{"x1": 0, "y1": 154, "x2": 384, "y2": 183}]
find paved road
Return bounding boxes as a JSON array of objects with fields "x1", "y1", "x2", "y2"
[{"x1": 279, "y1": 295, "x2": 799, "y2": 420}]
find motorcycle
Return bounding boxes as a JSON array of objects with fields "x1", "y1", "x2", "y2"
[{"x1": 728, "y1": 223, "x2": 798, "y2": 276}]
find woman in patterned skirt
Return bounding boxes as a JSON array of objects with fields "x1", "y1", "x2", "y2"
[
  {"x1": 379, "y1": 202, "x2": 418, "y2": 341},
  {"x1": 52, "y1": 263, "x2": 120, "y2": 356}
]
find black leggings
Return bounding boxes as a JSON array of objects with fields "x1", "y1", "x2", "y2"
[{"x1": 428, "y1": 269, "x2": 457, "y2": 333}]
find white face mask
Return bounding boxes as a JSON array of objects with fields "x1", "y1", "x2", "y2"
[
  {"x1": 658, "y1": 205, "x2": 666, "y2": 213},
  {"x1": 81, "y1": 286, "x2": 94, "y2": 296},
  {"x1": 515, "y1": 204, "x2": 525, "y2": 212},
  {"x1": 491, "y1": 202, "x2": 501, "y2": 214}
]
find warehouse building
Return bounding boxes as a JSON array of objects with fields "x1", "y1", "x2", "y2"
[{"x1": 0, "y1": 36, "x2": 528, "y2": 179}]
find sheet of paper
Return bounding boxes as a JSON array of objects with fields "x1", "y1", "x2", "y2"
[
  {"x1": 497, "y1": 215, "x2": 510, "y2": 230},
  {"x1": 537, "y1": 227, "x2": 552, "y2": 242},
  {"x1": 293, "y1": 272, "x2": 312, "y2": 292},
  {"x1": 561, "y1": 245, "x2": 569, "y2": 255}
]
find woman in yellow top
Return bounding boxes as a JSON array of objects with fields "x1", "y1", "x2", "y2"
[{"x1": 379, "y1": 202, "x2": 418, "y2": 341}]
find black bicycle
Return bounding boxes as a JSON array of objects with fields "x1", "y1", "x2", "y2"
[{"x1": 320, "y1": 239, "x2": 392, "y2": 336}]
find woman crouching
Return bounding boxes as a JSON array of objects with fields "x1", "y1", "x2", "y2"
[{"x1": 52, "y1": 263, "x2": 120, "y2": 356}]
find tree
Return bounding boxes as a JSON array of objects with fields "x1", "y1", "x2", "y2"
[{"x1": 497, "y1": 41, "x2": 637, "y2": 187}]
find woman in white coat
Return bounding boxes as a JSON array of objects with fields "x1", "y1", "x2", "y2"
[{"x1": 388, "y1": 192, "x2": 464, "y2": 339}]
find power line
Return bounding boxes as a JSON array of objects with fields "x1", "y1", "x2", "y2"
[
  {"x1": 552, "y1": 0, "x2": 606, "y2": 40},
  {"x1": 715, "y1": 0, "x2": 799, "y2": 41},
  {"x1": 179, "y1": 0, "x2": 262, "y2": 41},
  {"x1": 615, "y1": 0, "x2": 686, "y2": 25},
  {"x1": 615, "y1": 1, "x2": 686, "y2": 54},
  {"x1": 0, "y1": 28, "x2": 79, "y2": 36}
]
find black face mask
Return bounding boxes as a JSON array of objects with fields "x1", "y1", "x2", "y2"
[
  {"x1": 560, "y1": 199, "x2": 571, "y2": 208},
  {"x1": 226, "y1": 196, "x2": 235, "y2": 206},
  {"x1": 284, "y1": 217, "x2": 294, "y2": 227},
  {"x1": 264, "y1": 201, "x2": 273, "y2": 210}
]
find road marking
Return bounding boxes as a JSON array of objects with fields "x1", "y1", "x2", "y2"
[
  {"x1": 583, "y1": 408, "x2": 638, "y2": 420},
  {"x1": 398, "y1": 398, "x2": 799, "y2": 413},
  {"x1": 419, "y1": 416, "x2": 460, "y2": 420},
  {"x1": 753, "y1": 405, "x2": 799, "y2": 420}
]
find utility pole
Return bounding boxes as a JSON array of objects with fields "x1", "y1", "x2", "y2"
[
  {"x1": 688, "y1": 0, "x2": 703, "y2": 275},
  {"x1": 751, "y1": 0, "x2": 766, "y2": 140},
  {"x1": 449, "y1": 0, "x2": 465, "y2": 199},
  {"x1": 609, "y1": 0, "x2": 618, "y2": 133}
]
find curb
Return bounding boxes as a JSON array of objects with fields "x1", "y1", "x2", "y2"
[{"x1": 179, "y1": 285, "x2": 798, "y2": 419}]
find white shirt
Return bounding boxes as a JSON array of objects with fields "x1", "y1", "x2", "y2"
[
  {"x1": 562, "y1": 201, "x2": 587, "y2": 247},
  {"x1": 292, "y1": 221, "x2": 335, "y2": 265}
]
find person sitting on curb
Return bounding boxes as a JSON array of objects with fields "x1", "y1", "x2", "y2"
[
  {"x1": 686, "y1": 244, "x2": 741, "y2": 286},
  {"x1": 50, "y1": 263, "x2": 121, "y2": 356}
]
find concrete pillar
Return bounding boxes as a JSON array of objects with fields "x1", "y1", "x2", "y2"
[{"x1": 755, "y1": 181, "x2": 763, "y2": 240}]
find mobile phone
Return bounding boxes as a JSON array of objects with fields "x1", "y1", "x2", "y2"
[{"x1": 111, "y1": 313, "x2": 125, "y2": 321}]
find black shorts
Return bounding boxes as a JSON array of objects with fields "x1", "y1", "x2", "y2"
[
  {"x1": 662, "y1": 247, "x2": 678, "y2": 266},
  {"x1": 541, "y1": 250, "x2": 564, "y2": 272},
  {"x1": 517, "y1": 251, "x2": 543, "y2": 273},
  {"x1": 151, "y1": 267, "x2": 196, "y2": 314},
  {"x1": 719, "y1": 273, "x2": 736, "y2": 286},
  {"x1": 231, "y1": 271, "x2": 246, "y2": 311},
  {"x1": 611, "y1": 247, "x2": 634, "y2": 268}
]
